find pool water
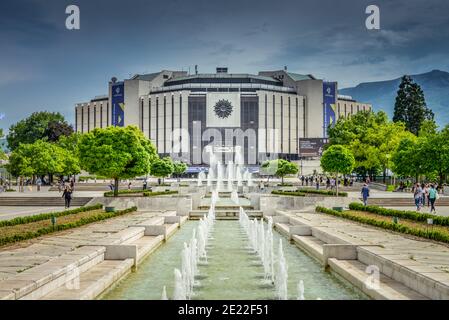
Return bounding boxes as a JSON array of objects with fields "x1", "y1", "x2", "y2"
[{"x1": 101, "y1": 220, "x2": 367, "y2": 300}]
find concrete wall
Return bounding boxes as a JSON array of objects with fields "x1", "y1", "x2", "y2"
[
  {"x1": 88, "y1": 195, "x2": 193, "y2": 216},
  {"x1": 295, "y1": 79, "x2": 323, "y2": 138},
  {"x1": 259, "y1": 194, "x2": 358, "y2": 215}
]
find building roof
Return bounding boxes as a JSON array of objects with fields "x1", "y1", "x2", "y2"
[
  {"x1": 131, "y1": 72, "x2": 161, "y2": 81},
  {"x1": 164, "y1": 73, "x2": 281, "y2": 83},
  {"x1": 286, "y1": 72, "x2": 316, "y2": 81}
]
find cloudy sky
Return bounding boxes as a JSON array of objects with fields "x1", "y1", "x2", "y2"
[{"x1": 1, "y1": 0, "x2": 448, "y2": 131}]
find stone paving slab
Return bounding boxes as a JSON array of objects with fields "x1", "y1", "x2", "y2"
[{"x1": 0, "y1": 210, "x2": 172, "y2": 281}]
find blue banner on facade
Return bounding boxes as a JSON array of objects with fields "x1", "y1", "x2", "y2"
[
  {"x1": 323, "y1": 82, "x2": 337, "y2": 137},
  {"x1": 111, "y1": 83, "x2": 125, "y2": 127}
]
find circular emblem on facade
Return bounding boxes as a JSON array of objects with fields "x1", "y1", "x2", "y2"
[{"x1": 214, "y1": 99, "x2": 233, "y2": 119}]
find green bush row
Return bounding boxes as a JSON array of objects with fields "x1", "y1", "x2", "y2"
[
  {"x1": 0, "y1": 207, "x2": 137, "y2": 247},
  {"x1": 297, "y1": 188, "x2": 348, "y2": 197},
  {"x1": 78, "y1": 175, "x2": 109, "y2": 182},
  {"x1": 349, "y1": 202, "x2": 449, "y2": 227},
  {"x1": 316, "y1": 206, "x2": 449, "y2": 244},
  {"x1": 104, "y1": 189, "x2": 178, "y2": 197},
  {"x1": 0, "y1": 204, "x2": 103, "y2": 227},
  {"x1": 272, "y1": 190, "x2": 306, "y2": 197},
  {"x1": 143, "y1": 191, "x2": 178, "y2": 197}
]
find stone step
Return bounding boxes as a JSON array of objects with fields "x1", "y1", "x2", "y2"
[
  {"x1": 39, "y1": 259, "x2": 134, "y2": 300},
  {"x1": 291, "y1": 235, "x2": 325, "y2": 264},
  {"x1": 197, "y1": 205, "x2": 254, "y2": 210},
  {"x1": 189, "y1": 210, "x2": 263, "y2": 220},
  {"x1": 0, "y1": 246, "x2": 106, "y2": 300},
  {"x1": 328, "y1": 259, "x2": 428, "y2": 300},
  {"x1": 132, "y1": 236, "x2": 165, "y2": 263},
  {"x1": 0, "y1": 197, "x2": 93, "y2": 207},
  {"x1": 357, "y1": 246, "x2": 449, "y2": 300}
]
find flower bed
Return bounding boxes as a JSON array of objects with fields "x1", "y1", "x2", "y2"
[{"x1": 316, "y1": 206, "x2": 449, "y2": 244}]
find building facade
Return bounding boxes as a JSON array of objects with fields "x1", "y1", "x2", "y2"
[{"x1": 75, "y1": 68, "x2": 371, "y2": 167}]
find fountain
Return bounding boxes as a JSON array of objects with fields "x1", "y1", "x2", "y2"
[
  {"x1": 161, "y1": 286, "x2": 168, "y2": 300},
  {"x1": 198, "y1": 171, "x2": 206, "y2": 187},
  {"x1": 207, "y1": 168, "x2": 214, "y2": 187},
  {"x1": 168, "y1": 200, "x2": 216, "y2": 300},
  {"x1": 274, "y1": 239, "x2": 288, "y2": 300},
  {"x1": 173, "y1": 268, "x2": 186, "y2": 300},
  {"x1": 297, "y1": 280, "x2": 305, "y2": 300},
  {"x1": 239, "y1": 208, "x2": 276, "y2": 285},
  {"x1": 231, "y1": 190, "x2": 239, "y2": 205}
]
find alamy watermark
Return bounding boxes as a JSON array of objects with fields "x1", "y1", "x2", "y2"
[
  {"x1": 365, "y1": 5, "x2": 380, "y2": 30},
  {"x1": 65, "y1": 5, "x2": 80, "y2": 30}
]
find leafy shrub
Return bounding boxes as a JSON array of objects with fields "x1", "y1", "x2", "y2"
[
  {"x1": 386, "y1": 185, "x2": 396, "y2": 192},
  {"x1": 316, "y1": 206, "x2": 449, "y2": 244},
  {"x1": 272, "y1": 190, "x2": 306, "y2": 197},
  {"x1": 348, "y1": 202, "x2": 449, "y2": 227},
  {"x1": 0, "y1": 204, "x2": 103, "y2": 227},
  {"x1": 5, "y1": 189, "x2": 16, "y2": 192}
]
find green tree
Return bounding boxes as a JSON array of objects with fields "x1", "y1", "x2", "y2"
[
  {"x1": 7, "y1": 112, "x2": 71, "y2": 151},
  {"x1": 78, "y1": 126, "x2": 157, "y2": 196},
  {"x1": 419, "y1": 127, "x2": 449, "y2": 185},
  {"x1": 276, "y1": 159, "x2": 299, "y2": 184},
  {"x1": 44, "y1": 120, "x2": 74, "y2": 142},
  {"x1": 320, "y1": 145, "x2": 355, "y2": 196},
  {"x1": 151, "y1": 157, "x2": 174, "y2": 184},
  {"x1": 173, "y1": 161, "x2": 187, "y2": 181},
  {"x1": 391, "y1": 136, "x2": 422, "y2": 182},
  {"x1": 393, "y1": 75, "x2": 434, "y2": 135},
  {"x1": 28, "y1": 140, "x2": 64, "y2": 178},
  {"x1": 0, "y1": 129, "x2": 6, "y2": 160},
  {"x1": 5, "y1": 143, "x2": 35, "y2": 191},
  {"x1": 261, "y1": 159, "x2": 299, "y2": 184}
]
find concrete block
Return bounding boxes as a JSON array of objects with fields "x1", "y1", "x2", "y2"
[
  {"x1": 272, "y1": 216, "x2": 289, "y2": 223},
  {"x1": 104, "y1": 245, "x2": 138, "y2": 266},
  {"x1": 142, "y1": 225, "x2": 166, "y2": 237},
  {"x1": 164, "y1": 216, "x2": 182, "y2": 224},
  {"x1": 0, "y1": 290, "x2": 15, "y2": 300},
  {"x1": 323, "y1": 244, "x2": 358, "y2": 267},
  {"x1": 289, "y1": 225, "x2": 312, "y2": 237}
]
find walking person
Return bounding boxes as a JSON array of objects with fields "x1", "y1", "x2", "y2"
[
  {"x1": 62, "y1": 186, "x2": 73, "y2": 209},
  {"x1": 36, "y1": 177, "x2": 42, "y2": 192},
  {"x1": 361, "y1": 183, "x2": 370, "y2": 206},
  {"x1": 414, "y1": 183, "x2": 423, "y2": 212},
  {"x1": 428, "y1": 184, "x2": 438, "y2": 213},
  {"x1": 421, "y1": 183, "x2": 428, "y2": 207}
]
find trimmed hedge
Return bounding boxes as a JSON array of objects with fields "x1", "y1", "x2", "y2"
[
  {"x1": 0, "y1": 204, "x2": 103, "y2": 228},
  {"x1": 298, "y1": 188, "x2": 348, "y2": 197},
  {"x1": 349, "y1": 202, "x2": 449, "y2": 227},
  {"x1": 272, "y1": 190, "x2": 306, "y2": 197},
  {"x1": 143, "y1": 191, "x2": 178, "y2": 197},
  {"x1": 0, "y1": 206, "x2": 137, "y2": 247},
  {"x1": 316, "y1": 206, "x2": 449, "y2": 244},
  {"x1": 104, "y1": 189, "x2": 178, "y2": 197}
]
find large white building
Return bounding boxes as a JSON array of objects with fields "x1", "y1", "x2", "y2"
[{"x1": 75, "y1": 68, "x2": 371, "y2": 169}]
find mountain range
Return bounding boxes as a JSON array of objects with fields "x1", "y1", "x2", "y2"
[{"x1": 340, "y1": 70, "x2": 449, "y2": 127}]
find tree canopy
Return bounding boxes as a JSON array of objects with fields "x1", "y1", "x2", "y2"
[
  {"x1": 7, "y1": 112, "x2": 72, "y2": 151},
  {"x1": 320, "y1": 145, "x2": 355, "y2": 175},
  {"x1": 151, "y1": 157, "x2": 175, "y2": 182},
  {"x1": 328, "y1": 110, "x2": 413, "y2": 181},
  {"x1": 78, "y1": 126, "x2": 157, "y2": 195},
  {"x1": 393, "y1": 75, "x2": 434, "y2": 135},
  {"x1": 261, "y1": 159, "x2": 299, "y2": 183}
]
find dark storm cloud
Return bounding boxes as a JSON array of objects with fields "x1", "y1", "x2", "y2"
[{"x1": 0, "y1": 0, "x2": 448, "y2": 131}]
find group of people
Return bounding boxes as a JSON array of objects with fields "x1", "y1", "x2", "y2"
[
  {"x1": 299, "y1": 175, "x2": 356, "y2": 191},
  {"x1": 413, "y1": 183, "x2": 439, "y2": 213}
]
